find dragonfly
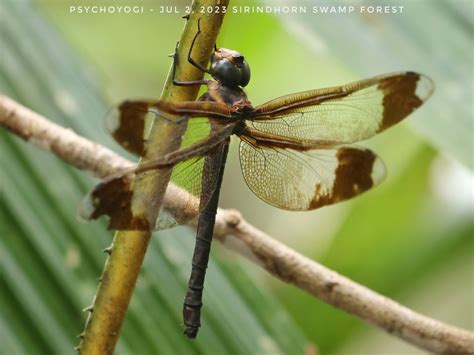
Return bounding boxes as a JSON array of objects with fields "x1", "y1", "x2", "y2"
[{"x1": 79, "y1": 20, "x2": 434, "y2": 338}]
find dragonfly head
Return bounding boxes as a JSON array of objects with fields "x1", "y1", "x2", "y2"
[{"x1": 210, "y1": 48, "x2": 251, "y2": 88}]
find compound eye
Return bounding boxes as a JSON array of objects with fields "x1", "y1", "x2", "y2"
[
  {"x1": 239, "y1": 60, "x2": 251, "y2": 87},
  {"x1": 211, "y1": 59, "x2": 241, "y2": 87}
]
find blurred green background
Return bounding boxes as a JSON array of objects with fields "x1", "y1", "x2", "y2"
[{"x1": 0, "y1": 0, "x2": 472, "y2": 354}]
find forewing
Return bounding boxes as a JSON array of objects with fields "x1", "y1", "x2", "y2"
[
  {"x1": 250, "y1": 72, "x2": 434, "y2": 146},
  {"x1": 106, "y1": 99, "x2": 230, "y2": 156},
  {"x1": 239, "y1": 140, "x2": 386, "y2": 211}
]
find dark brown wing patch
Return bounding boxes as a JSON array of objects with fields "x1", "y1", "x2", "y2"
[
  {"x1": 309, "y1": 147, "x2": 377, "y2": 209},
  {"x1": 79, "y1": 172, "x2": 151, "y2": 230},
  {"x1": 378, "y1": 72, "x2": 425, "y2": 130},
  {"x1": 107, "y1": 100, "x2": 155, "y2": 156}
]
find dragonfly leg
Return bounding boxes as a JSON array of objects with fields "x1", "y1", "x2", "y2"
[
  {"x1": 186, "y1": 18, "x2": 211, "y2": 74},
  {"x1": 172, "y1": 39, "x2": 210, "y2": 87}
]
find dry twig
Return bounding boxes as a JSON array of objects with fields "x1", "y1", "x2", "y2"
[{"x1": 1, "y1": 95, "x2": 473, "y2": 354}]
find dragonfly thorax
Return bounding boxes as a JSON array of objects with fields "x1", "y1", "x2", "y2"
[
  {"x1": 210, "y1": 48, "x2": 251, "y2": 88},
  {"x1": 204, "y1": 80, "x2": 253, "y2": 110}
]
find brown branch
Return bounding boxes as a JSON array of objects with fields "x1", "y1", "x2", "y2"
[{"x1": 1, "y1": 95, "x2": 473, "y2": 354}]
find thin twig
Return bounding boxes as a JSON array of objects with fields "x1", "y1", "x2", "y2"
[{"x1": 1, "y1": 95, "x2": 473, "y2": 354}]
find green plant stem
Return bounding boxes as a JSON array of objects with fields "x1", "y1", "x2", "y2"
[{"x1": 78, "y1": 2, "x2": 230, "y2": 353}]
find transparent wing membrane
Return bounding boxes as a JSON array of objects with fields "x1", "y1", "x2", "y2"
[{"x1": 251, "y1": 72, "x2": 434, "y2": 146}]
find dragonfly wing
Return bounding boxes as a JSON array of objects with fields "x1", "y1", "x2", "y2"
[
  {"x1": 106, "y1": 99, "x2": 234, "y2": 156},
  {"x1": 239, "y1": 139, "x2": 386, "y2": 211},
  {"x1": 79, "y1": 117, "x2": 234, "y2": 230},
  {"x1": 251, "y1": 72, "x2": 434, "y2": 146}
]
